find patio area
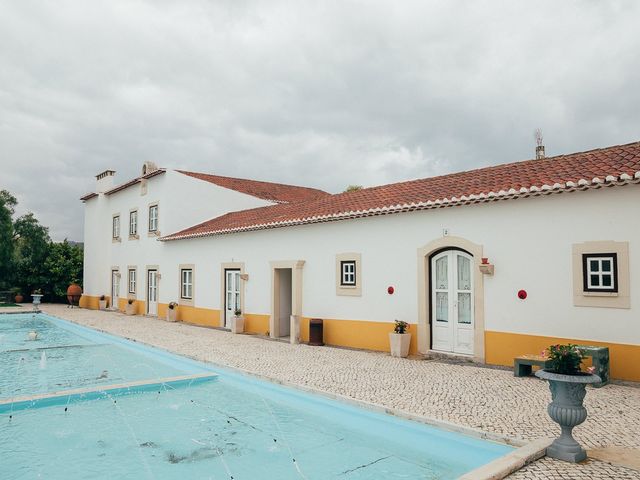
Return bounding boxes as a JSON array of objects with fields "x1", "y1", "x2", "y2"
[{"x1": 39, "y1": 304, "x2": 640, "y2": 479}]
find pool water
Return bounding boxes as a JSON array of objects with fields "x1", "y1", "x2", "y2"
[{"x1": 0, "y1": 313, "x2": 513, "y2": 479}]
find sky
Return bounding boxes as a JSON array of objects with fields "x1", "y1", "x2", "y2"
[{"x1": 1, "y1": 1, "x2": 639, "y2": 241}]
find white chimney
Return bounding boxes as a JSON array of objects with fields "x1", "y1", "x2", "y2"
[
  {"x1": 534, "y1": 129, "x2": 545, "y2": 159},
  {"x1": 96, "y1": 170, "x2": 116, "y2": 193}
]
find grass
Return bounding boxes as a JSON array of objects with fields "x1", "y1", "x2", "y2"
[{"x1": 0, "y1": 303, "x2": 19, "y2": 307}]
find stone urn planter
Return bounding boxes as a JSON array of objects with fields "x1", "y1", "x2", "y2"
[
  {"x1": 125, "y1": 299, "x2": 136, "y2": 315},
  {"x1": 389, "y1": 320, "x2": 411, "y2": 358},
  {"x1": 166, "y1": 303, "x2": 178, "y2": 322},
  {"x1": 535, "y1": 369, "x2": 601, "y2": 462},
  {"x1": 99, "y1": 296, "x2": 108, "y2": 310},
  {"x1": 66, "y1": 283, "x2": 82, "y2": 307},
  {"x1": 14, "y1": 293, "x2": 23, "y2": 303},
  {"x1": 31, "y1": 293, "x2": 43, "y2": 310},
  {"x1": 230, "y1": 314, "x2": 245, "y2": 334}
]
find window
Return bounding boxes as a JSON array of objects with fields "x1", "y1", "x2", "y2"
[
  {"x1": 128, "y1": 269, "x2": 136, "y2": 294},
  {"x1": 336, "y1": 253, "x2": 362, "y2": 296},
  {"x1": 129, "y1": 210, "x2": 138, "y2": 236},
  {"x1": 582, "y1": 253, "x2": 617, "y2": 293},
  {"x1": 149, "y1": 205, "x2": 158, "y2": 232},
  {"x1": 112, "y1": 215, "x2": 120, "y2": 239},
  {"x1": 341, "y1": 261, "x2": 356, "y2": 286},
  {"x1": 181, "y1": 269, "x2": 193, "y2": 299}
]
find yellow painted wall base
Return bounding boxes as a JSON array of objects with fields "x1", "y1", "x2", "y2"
[
  {"x1": 485, "y1": 331, "x2": 640, "y2": 382},
  {"x1": 300, "y1": 317, "x2": 418, "y2": 355},
  {"x1": 160, "y1": 304, "x2": 220, "y2": 327},
  {"x1": 244, "y1": 314, "x2": 270, "y2": 335}
]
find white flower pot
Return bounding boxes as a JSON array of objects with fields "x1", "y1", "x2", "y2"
[
  {"x1": 99, "y1": 300, "x2": 107, "y2": 310},
  {"x1": 166, "y1": 307, "x2": 178, "y2": 322},
  {"x1": 231, "y1": 315, "x2": 244, "y2": 334},
  {"x1": 389, "y1": 333, "x2": 411, "y2": 358},
  {"x1": 125, "y1": 303, "x2": 136, "y2": 315}
]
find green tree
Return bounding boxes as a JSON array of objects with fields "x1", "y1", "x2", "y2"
[
  {"x1": 344, "y1": 185, "x2": 363, "y2": 192},
  {"x1": 13, "y1": 213, "x2": 51, "y2": 295},
  {"x1": 44, "y1": 240, "x2": 84, "y2": 301},
  {"x1": 0, "y1": 190, "x2": 17, "y2": 289}
]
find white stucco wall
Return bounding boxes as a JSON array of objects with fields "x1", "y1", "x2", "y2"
[
  {"x1": 154, "y1": 185, "x2": 639, "y2": 346},
  {"x1": 82, "y1": 169, "x2": 275, "y2": 297}
]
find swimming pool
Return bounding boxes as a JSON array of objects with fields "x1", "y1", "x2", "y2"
[{"x1": 0, "y1": 313, "x2": 513, "y2": 479}]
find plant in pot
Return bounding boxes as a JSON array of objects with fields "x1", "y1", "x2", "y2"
[
  {"x1": 125, "y1": 298, "x2": 136, "y2": 315},
  {"x1": 99, "y1": 295, "x2": 108, "y2": 310},
  {"x1": 31, "y1": 289, "x2": 44, "y2": 310},
  {"x1": 230, "y1": 308, "x2": 244, "y2": 334},
  {"x1": 166, "y1": 302, "x2": 178, "y2": 322},
  {"x1": 535, "y1": 344, "x2": 601, "y2": 462},
  {"x1": 11, "y1": 287, "x2": 23, "y2": 303},
  {"x1": 389, "y1": 320, "x2": 411, "y2": 358}
]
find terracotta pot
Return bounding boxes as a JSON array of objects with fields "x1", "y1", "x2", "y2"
[
  {"x1": 66, "y1": 283, "x2": 82, "y2": 306},
  {"x1": 14, "y1": 294, "x2": 23, "y2": 303}
]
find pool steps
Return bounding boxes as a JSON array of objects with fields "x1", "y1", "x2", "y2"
[{"x1": 0, "y1": 372, "x2": 217, "y2": 413}]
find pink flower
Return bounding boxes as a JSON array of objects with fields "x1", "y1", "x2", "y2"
[
  {"x1": 587, "y1": 366, "x2": 596, "y2": 374},
  {"x1": 540, "y1": 350, "x2": 546, "y2": 358}
]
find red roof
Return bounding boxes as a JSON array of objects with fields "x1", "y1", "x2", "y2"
[
  {"x1": 177, "y1": 171, "x2": 329, "y2": 203},
  {"x1": 161, "y1": 141, "x2": 640, "y2": 241}
]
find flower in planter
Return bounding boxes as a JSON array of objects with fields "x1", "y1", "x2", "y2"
[
  {"x1": 100, "y1": 295, "x2": 106, "y2": 301},
  {"x1": 544, "y1": 344, "x2": 587, "y2": 375},
  {"x1": 393, "y1": 319, "x2": 409, "y2": 334},
  {"x1": 127, "y1": 298, "x2": 135, "y2": 305},
  {"x1": 168, "y1": 302, "x2": 178, "y2": 310},
  {"x1": 234, "y1": 308, "x2": 242, "y2": 317}
]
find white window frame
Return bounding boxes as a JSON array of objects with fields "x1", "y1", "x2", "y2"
[
  {"x1": 112, "y1": 215, "x2": 120, "y2": 239},
  {"x1": 148, "y1": 204, "x2": 158, "y2": 232},
  {"x1": 129, "y1": 210, "x2": 138, "y2": 237},
  {"x1": 181, "y1": 268, "x2": 193, "y2": 299},
  {"x1": 583, "y1": 253, "x2": 617, "y2": 293},
  {"x1": 128, "y1": 269, "x2": 136, "y2": 294},
  {"x1": 341, "y1": 261, "x2": 356, "y2": 286}
]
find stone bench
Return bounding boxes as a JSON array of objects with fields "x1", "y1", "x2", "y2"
[
  {"x1": 514, "y1": 354, "x2": 553, "y2": 377},
  {"x1": 576, "y1": 345, "x2": 610, "y2": 387}
]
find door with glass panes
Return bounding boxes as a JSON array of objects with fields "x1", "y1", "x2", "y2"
[
  {"x1": 431, "y1": 250, "x2": 474, "y2": 355},
  {"x1": 225, "y1": 269, "x2": 241, "y2": 328}
]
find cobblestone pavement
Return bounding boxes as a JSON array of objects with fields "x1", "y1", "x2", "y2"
[{"x1": 40, "y1": 305, "x2": 640, "y2": 479}]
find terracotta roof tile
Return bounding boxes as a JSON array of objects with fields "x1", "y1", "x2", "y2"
[
  {"x1": 162, "y1": 140, "x2": 640, "y2": 240},
  {"x1": 177, "y1": 170, "x2": 330, "y2": 203}
]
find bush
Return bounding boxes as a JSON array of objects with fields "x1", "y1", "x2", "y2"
[{"x1": 544, "y1": 344, "x2": 586, "y2": 375}]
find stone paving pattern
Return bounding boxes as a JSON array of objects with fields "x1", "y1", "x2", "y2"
[{"x1": 40, "y1": 305, "x2": 640, "y2": 479}]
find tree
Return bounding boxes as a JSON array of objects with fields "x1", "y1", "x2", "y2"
[
  {"x1": 44, "y1": 240, "x2": 84, "y2": 300},
  {"x1": 344, "y1": 185, "x2": 363, "y2": 192},
  {"x1": 13, "y1": 212, "x2": 51, "y2": 295},
  {"x1": 0, "y1": 190, "x2": 17, "y2": 289}
]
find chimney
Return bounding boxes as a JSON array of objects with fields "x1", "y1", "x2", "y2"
[
  {"x1": 534, "y1": 129, "x2": 545, "y2": 159},
  {"x1": 96, "y1": 170, "x2": 116, "y2": 193}
]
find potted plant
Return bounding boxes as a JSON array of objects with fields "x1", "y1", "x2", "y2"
[
  {"x1": 99, "y1": 295, "x2": 108, "y2": 310},
  {"x1": 31, "y1": 289, "x2": 44, "y2": 310},
  {"x1": 125, "y1": 298, "x2": 136, "y2": 315},
  {"x1": 230, "y1": 307, "x2": 244, "y2": 334},
  {"x1": 166, "y1": 302, "x2": 178, "y2": 322},
  {"x1": 535, "y1": 344, "x2": 601, "y2": 462},
  {"x1": 11, "y1": 288, "x2": 23, "y2": 303},
  {"x1": 389, "y1": 320, "x2": 411, "y2": 358}
]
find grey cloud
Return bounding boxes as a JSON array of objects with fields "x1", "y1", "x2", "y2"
[{"x1": 1, "y1": 0, "x2": 639, "y2": 240}]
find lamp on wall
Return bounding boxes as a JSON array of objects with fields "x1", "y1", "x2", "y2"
[
  {"x1": 479, "y1": 258, "x2": 494, "y2": 276},
  {"x1": 239, "y1": 273, "x2": 249, "y2": 281}
]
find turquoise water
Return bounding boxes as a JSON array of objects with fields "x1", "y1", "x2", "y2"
[{"x1": 0, "y1": 313, "x2": 513, "y2": 479}]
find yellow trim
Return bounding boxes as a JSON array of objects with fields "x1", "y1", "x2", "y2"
[
  {"x1": 300, "y1": 317, "x2": 418, "y2": 355},
  {"x1": 156, "y1": 303, "x2": 220, "y2": 327},
  {"x1": 485, "y1": 330, "x2": 640, "y2": 382},
  {"x1": 244, "y1": 313, "x2": 270, "y2": 335}
]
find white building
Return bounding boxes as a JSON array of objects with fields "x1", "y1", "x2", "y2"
[{"x1": 80, "y1": 142, "x2": 640, "y2": 381}]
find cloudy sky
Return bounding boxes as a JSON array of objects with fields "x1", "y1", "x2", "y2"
[{"x1": 1, "y1": 1, "x2": 639, "y2": 241}]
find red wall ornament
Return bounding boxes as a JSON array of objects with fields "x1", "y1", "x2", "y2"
[
  {"x1": 387, "y1": 286, "x2": 395, "y2": 295},
  {"x1": 518, "y1": 289, "x2": 527, "y2": 300}
]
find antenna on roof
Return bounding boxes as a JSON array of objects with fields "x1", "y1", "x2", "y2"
[{"x1": 534, "y1": 129, "x2": 545, "y2": 159}]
